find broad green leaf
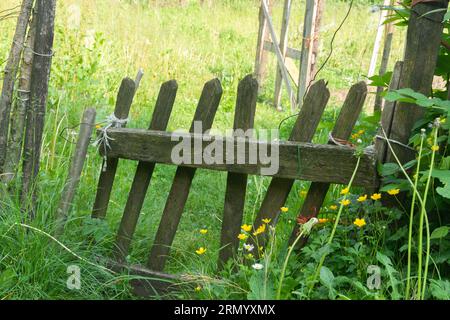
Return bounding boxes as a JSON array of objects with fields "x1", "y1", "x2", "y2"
[
  {"x1": 379, "y1": 163, "x2": 400, "y2": 176},
  {"x1": 320, "y1": 266, "x2": 335, "y2": 288},
  {"x1": 430, "y1": 226, "x2": 449, "y2": 240}
]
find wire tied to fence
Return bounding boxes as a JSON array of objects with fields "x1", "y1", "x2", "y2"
[
  {"x1": 13, "y1": 40, "x2": 55, "y2": 57},
  {"x1": 93, "y1": 113, "x2": 129, "y2": 172},
  {"x1": 375, "y1": 134, "x2": 417, "y2": 152}
]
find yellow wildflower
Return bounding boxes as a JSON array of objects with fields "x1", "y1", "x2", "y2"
[
  {"x1": 95, "y1": 124, "x2": 102, "y2": 129},
  {"x1": 246, "y1": 253, "x2": 254, "y2": 260},
  {"x1": 387, "y1": 189, "x2": 400, "y2": 196},
  {"x1": 241, "y1": 224, "x2": 252, "y2": 232},
  {"x1": 353, "y1": 218, "x2": 366, "y2": 228},
  {"x1": 253, "y1": 224, "x2": 266, "y2": 236},
  {"x1": 199, "y1": 229, "x2": 208, "y2": 235},
  {"x1": 280, "y1": 207, "x2": 289, "y2": 213},
  {"x1": 318, "y1": 218, "x2": 329, "y2": 224},
  {"x1": 194, "y1": 286, "x2": 202, "y2": 292},
  {"x1": 340, "y1": 187, "x2": 350, "y2": 195},
  {"x1": 262, "y1": 218, "x2": 271, "y2": 224},
  {"x1": 371, "y1": 193, "x2": 382, "y2": 201},
  {"x1": 358, "y1": 130, "x2": 365, "y2": 135},
  {"x1": 351, "y1": 133, "x2": 359, "y2": 140},
  {"x1": 340, "y1": 199, "x2": 351, "y2": 206},
  {"x1": 329, "y1": 205, "x2": 338, "y2": 210},
  {"x1": 357, "y1": 194, "x2": 367, "y2": 202},
  {"x1": 195, "y1": 247, "x2": 207, "y2": 255},
  {"x1": 237, "y1": 233, "x2": 248, "y2": 241},
  {"x1": 431, "y1": 145, "x2": 440, "y2": 152}
]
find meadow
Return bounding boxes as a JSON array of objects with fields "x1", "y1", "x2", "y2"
[{"x1": 3, "y1": 0, "x2": 448, "y2": 300}]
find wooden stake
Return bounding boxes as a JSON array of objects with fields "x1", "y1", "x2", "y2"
[
  {"x1": 21, "y1": 0, "x2": 56, "y2": 217},
  {"x1": 3, "y1": 9, "x2": 37, "y2": 183},
  {"x1": 273, "y1": 0, "x2": 293, "y2": 110},
  {"x1": 254, "y1": 0, "x2": 273, "y2": 89},
  {"x1": 374, "y1": 0, "x2": 394, "y2": 113},
  {"x1": 0, "y1": 0, "x2": 34, "y2": 173},
  {"x1": 297, "y1": 0, "x2": 317, "y2": 109},
  {"x1": 368, "y1": 1, "x2": 390, "y2": 79},
  {"x1": 55, "y1": 108, "x2": 96, "y2": 236}
]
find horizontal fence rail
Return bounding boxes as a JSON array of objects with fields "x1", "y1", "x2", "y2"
[{"x1": 99, "y1": 128, "x2": 378, "y2": 187}]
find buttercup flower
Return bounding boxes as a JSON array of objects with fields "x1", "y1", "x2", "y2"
[
  {"x1": 318, "y1": 218, "x2": 329, "y2": 224},
  {"x1": 387, "y1": 189, "x2": 400, "y2": 196},
  {"x1": 199, "y1": 229, "x2": 208, "y2": 235},
  {"x1": 195, "y1": 286, "x2": 202, "y2": 292},
  {"x1": 241, "y1": 224, "x2": 252, "y2": 232},
  {"x1": 358, "y1": 130, "x2": 365, "y2": 135},
  {"x1": 253, "y1": 224, "x2": 266, "y2": 236},
  {"x1": 340, "y1": 199, "x2": 351, "y2": 206},
  {"x1": 329, "y1": 205, "x2": 338, "y2": 210},
  {"x1": 353, "y1": 218, "x2": 366, "y2": 228},
  {"x1": 431, "y1": 145, "x2": 440, "y2": 152},
  {"x1": 262, "y1": 218, "x2": 271, "y2": 224},
  {"x1": 280, "y1": 207, "x2": 289, "y2": 213},
  {"x1": 195, "y1": 247, "x2": 207, "y2": 255},
  {"x1": 371, "y1": 193, "x2": 382, "y2": 201},
  {"x1": 246, "y1": 253, "x2": 254, "y2": 259},
  {"x1": 357, "y1": 195, "x2": 367, "y2": 202},
  {"x1": 340, "y1": 187, "x2": 350, "y2": 195},
  {"x1": 237, "y1": 233, "x2": 248, "y2": 241},
  {"x1": 351, "y1": 133, "x2": 359, "y2": 140}
]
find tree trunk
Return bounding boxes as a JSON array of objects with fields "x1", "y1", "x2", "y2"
[
  {"x1": 0, "y1": 0, "x2": 34, "y2": 174},
  {"x1": 3, "y1": 12, "x2": 37, "y2": 183},
  {"x1": 21, "y1": 0, "x2": 56, "y2": 216}
]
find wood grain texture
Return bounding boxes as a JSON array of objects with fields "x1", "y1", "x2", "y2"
[
  {"x1": 289, "y1": 81, "x2": 367, "y2": 246},
  {"x1": 147, "y1": 78, "x2": 223, "y2": 271},
  {"x1": 113, "y1": 80, "x2": 178, "y2": 262},
  {"x1": 254, "y1": 0, "x2": 273, "y2": 88},
  {"x1": 55, "y1": 108, "x2": 96, "y2": 236},
  {"x1": 250, "y1": 79, "x2": 329, "y2": 251},
  {"x1": 375, "y1": 61, "x2": 403, "y2": 164},
  {"x1": 386, "y1": 1, "x2": 448, "y2": 164},
  {"x1": 92, "y1": 77, "x2": 136, "y2": 218},
  {"x1": 274, "y1": 0, "x2": 292, "y2": 110},
  {"x1": 21, "y1": 0, "x2": 57, "y2": 216},
  {"x1": 0, "y1": 0, "x2": 34, "y2": 173},
  {"x1": 218, "y1": 75, "x2": 258, "y2": 267}
]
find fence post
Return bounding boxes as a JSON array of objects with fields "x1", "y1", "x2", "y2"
[
  {"x1": 273, "y1": 0, "x2": 293, "y2": 110},
  {"x1": 254, "y1": 0, "x2": 273, "y2": 89},
  {"x1": 385, "y1": 0, "x2": 448, "y2": 165},
  {"x1": 297, "y1": 0, "x2": 317, "y2": 108}
]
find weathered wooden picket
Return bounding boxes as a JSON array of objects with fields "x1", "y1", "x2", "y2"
[{"x1": 90, "y1": 74, "x2": 376, "y2": 296}]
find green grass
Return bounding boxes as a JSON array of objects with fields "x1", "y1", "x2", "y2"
[{"x1": 0, "y1": 0, "x2": 407, "y2": 299}]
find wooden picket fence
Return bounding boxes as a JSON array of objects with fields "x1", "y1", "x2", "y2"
[{"x1": 89, "y1": 74, "x2": 377, "y2": 296}]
